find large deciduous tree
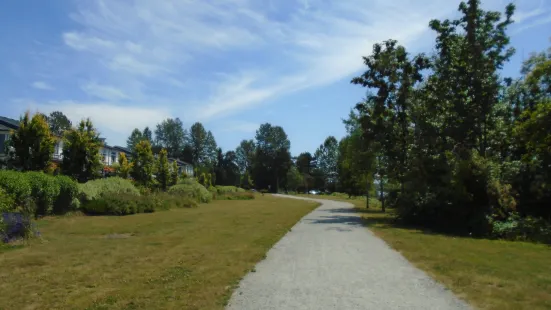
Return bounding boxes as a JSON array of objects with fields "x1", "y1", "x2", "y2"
[
  {"x1": 253, "y1": 123, "x2": 292, "y2": 192},
  {"x1": 154, "y1": 118, "x2": 186, "y2": 158},
  {"x1": 46, "y1": 111, "x2": 72, "y2": 136},
  {"x1": 131, "y1": 140, "x2": 155, "y2": 187}
]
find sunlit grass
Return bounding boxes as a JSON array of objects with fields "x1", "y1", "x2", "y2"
[{"x1": 0, "y1": 195, "x2": 318, "y2": 310}]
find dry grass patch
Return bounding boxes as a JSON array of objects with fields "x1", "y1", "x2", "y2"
[
  {"x1": 0, "y1": 195, "x2": 318, "y2": 310},
  {"x1": 298, "y1": 194, "x2": 551, "y2": 310}
]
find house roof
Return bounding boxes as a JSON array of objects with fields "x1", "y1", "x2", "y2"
[
  {"x1": 0, "y1": 116, "x2": 20, "y2": 130},
  {"x1": 168, "y1": 157, "x2": 193, "y2": 166},
  {"x1": 113, "y1": 145, "x2": 131, "y2": 154}
]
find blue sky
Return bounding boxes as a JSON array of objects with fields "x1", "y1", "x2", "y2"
[{"x1": 1, "y1": 0, "x2": 551, "y2": 155}]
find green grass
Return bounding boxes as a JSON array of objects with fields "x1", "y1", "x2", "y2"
[
  {"x1": 0, "y1": 195, "x2": 318, "y2": 310},
  {"x1": 298, "y1": 194, "x2": 551, "y2": 310}
]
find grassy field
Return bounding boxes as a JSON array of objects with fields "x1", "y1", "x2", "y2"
[
  {"x1": 298, "y1": 194, "x2": 551, "y2": 310},
  {"x1": 0, "y1": 195, "x2": 318, "y2": 310}
]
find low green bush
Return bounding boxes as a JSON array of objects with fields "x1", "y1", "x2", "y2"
[
  {"x1": 218, "y1": 191, "x2": 255, "y2": 200},
  {"x1": 0, "y1": 170, "x2": 32, "y2": 210},
  {"x1": 215, "y1": 186, "x2": 239, "y2": 194},
  {"x1": 82, "y1": 192, "x2": 197, "y2": 215},
  {"x1": 168, "y1": 181, "x2": 212, "y2": 203},
  {"x1": 26, "y1": 172, "x2": 60, "y2": 216},
  {"x1": 54, "y1": 175, "x2": 80, "y2": 214},
  {"x1": 0, "y1": 188, "x2": 14, "y2": 213},
  {"x1": 208, "y1": 186, "x2": 218, "y2": 200},
  {"x1": 79, "y1": 177, "x2": 140, "y2": 202},
  {"x1": 489, "y1": 212, "x2": 551, "y2": 244}
]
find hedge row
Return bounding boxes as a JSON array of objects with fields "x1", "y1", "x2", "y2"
[
  {"x1": 82, "y1": 192, "x2": 197, "y2": 215},
  {"x1": 78, "y1": 177, "x2": 140, "y2": 202},
  {"x1": 0, "y1": 170, "x2": 79, "y2": 216}
]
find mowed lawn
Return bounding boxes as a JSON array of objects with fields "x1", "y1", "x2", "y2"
[
  {"x1": 0, "y1": 195, "x2": 318, "y2": 310},
  {"x1": 298, "y1": 194, "x2": 551, "y2": 310}
]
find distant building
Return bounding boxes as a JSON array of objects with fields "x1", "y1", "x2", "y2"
[{"x1": 1, "y1": 115, "x2": 193, "y2": 177}]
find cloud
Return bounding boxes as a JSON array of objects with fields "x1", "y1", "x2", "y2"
[
  {"x1": 81, "y1": 82, "x2": 130, "y2": 100},
  {"x1": 30, "y1": 0, "x2": 544, "y2": 130},
  {"x1": 31, "y1": 81, "x2": 54, "y2": 90}
]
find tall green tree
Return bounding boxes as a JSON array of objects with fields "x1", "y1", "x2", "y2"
[
  {"x1": 46, "y1": 111, "x2": 72, "y2": 136},
  {"x1": 204, "y1": 131, "x2": 218, "y2": 166},
  {"x1": 189, "y1": 122, "x2": 208, "y2": 165},
  {"x1": 170, "y1": 160, "x2": 179, "y2": 186},
  {"x1": 131, "y1": 140, "x2": 155, "y2": 187},
  {"x1": 314, "y1": 136, "x2": 339, "y2": 191},
  {"x1": 253, "y1": 123, "x2": 292, "y2": 192},
  {"x1": 142, "y1": 126, "x2": 153, "y2": 142},
  {"x1": 117, "y1": 152, "x2": 132, "y2": 179},
  {"x1": 154, "y1": 118, "x2": 186, "y2": 158},
  {"x1": 235, "y1": 139, "x2": 255, "y2": 174},
  {"x1": 61, "y1": 118, "x2": 103, "y2": 182},
  {"x1": 126, "y1": 128, "x2": 143, "y2": 153},
  {"x1": 156, "y1": 148, "x2": 170, "y2": 191},
  {"x1": 9, "y1": 111, "x2": 56, "y2": 171}
]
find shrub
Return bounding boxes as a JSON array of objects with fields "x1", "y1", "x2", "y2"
[
  {"x1": 82, "y1": 192, "x2": 197, "y2": 215},
  {"x1": 0, "y1": 170, "x2": 32, "y2": 209},
  {"x1": 0, "y1": 188, "x2": 15, "y2": 213},
  {"x1": 79, "y1": 177, "x2": 140, "y2": 202},
  {"x1": 489, "y1": 213, "x2": 551, "y2": 244},
  {"x1": 168, "y1": 181, "x2": 212, "y2": 203},
  {"x1": 26, "y1": 172, "x2": 60, "y2": 216},
  {"x1": 208, "y1": 186, "x2": 218, "y2": 200},
  {"x1": 1, "y1": 212, "x2": 36, "y2": 243},
  {"x1": 54, "y1": 175, "x2": 80, "y2": 214},
  {"x1": 218, "y1": 191, "x2": 255, "y2": 200}
]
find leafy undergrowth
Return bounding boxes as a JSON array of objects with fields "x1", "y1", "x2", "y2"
[
  {"x1": 298, "y1": 194, "x2": 551, "y2": 310},
  {"x1": 0, "y1": 195, "x2": 318, "y2": 310}
]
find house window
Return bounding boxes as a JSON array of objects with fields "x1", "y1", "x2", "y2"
[{"x1": 111, "y1": 152, "x2": 116, "y2": 164}]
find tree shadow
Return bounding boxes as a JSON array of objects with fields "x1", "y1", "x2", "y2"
[
  {"x1": 324, "y1": 208, "x2": 363, "y2": 214},
  {"x1": 304, "y1": 215, "x2": 365, "y2": 227}
]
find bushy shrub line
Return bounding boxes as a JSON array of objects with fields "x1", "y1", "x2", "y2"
[
  {"x1": 82, "y1": 192, "x2": 197, "y2": 215},
  {"x1": 78, "y1": 177, "x2": 140, "y2": 202},
  {"x1": 169, "y1": 179, "x2": 212, "y2": 203},
  {"x1": 0, "y1": 170, "x2": 79, "y2": 217},
  {"x1": 218, "y1": 191, "x2": 255, "y2": 200}
]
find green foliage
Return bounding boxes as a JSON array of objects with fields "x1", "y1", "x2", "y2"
[
  {"x1": 131, "y1": 140, "x2": 155, "y2": 187},
  {"x1": 9, "y1": 111, "x2": 56, "y2": 171},
  {"x1": 0, "y1": 188, "x2": 15, "y2": 213},
  {"x1": 46, "y1": 111, "x2": 72, "y2": 136},
  {"x1": 117, "y1": 152, "x2": 132, "y2": 179},
  {"x1": 25, "y1": 171, "x2": 60, "y2": 217},
  {"x1": 169, "y1": 161, "x2": 179, "y2": 186},
  {"x1": 61, "y1": 118, "x2": 103, "y2": 182},
  {"x1": 0, "y1": 170, "x2": 33, "y2": 212},
  {"x1": 54, "y1": 175, "x2": 80, "y2": 214},
  {"x1": 156, "y1": 148, "x2": 170, "y2": 191},
  {"x1": 218, "y1": 191, "x2": 255, "y2": 200},
  {"x1": 78, "y1": 177, "x2": 140, "y2": 202},
  {"x1": 82, "y1": 192, "x2": 196, "y2": 215},
  {"x1": 252, "y1": 123, "x2": 292, "y2": 192},
  {"x1": 154, "y1": 118, "x2": 187, "y2": 158},
  {"x1": 240, "y1": 170, "x2": 254, "y2": 190},
  {"x1": 168, "y1": 181, "x2": 212, "y2": 203}
]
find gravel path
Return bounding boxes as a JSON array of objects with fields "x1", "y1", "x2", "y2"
[{"x1": 226, "y1": 195, "x2": 472, "y2": 310}]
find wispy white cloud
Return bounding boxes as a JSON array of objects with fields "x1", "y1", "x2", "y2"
[
  {"x1": 81, "y1": 82, "x2": 130, "y2": 101},
  {"x1": 221, "y1": 120, "x2": 260, "y2": 133},
  {"x1": 30, "y1": 0, "x2": 547, "y2": 130},
  {"x1": 31, "y1": 81, "x2": 54, "y2": 90}
]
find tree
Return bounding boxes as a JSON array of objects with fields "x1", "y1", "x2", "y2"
[
  {"x1": 314, "y1": 136, "x2": 339, "y2": 191},
  {"x1": 61, "y1": 118, "x2": 103, "y2": 182},
  {"x1": 9, "y1": 111, "x2": 56, "y2": 171},
  {"x1": 154, "y1": 118, "x2": 186, "y2": 158},
  {"x1": 142, "y1": 126, "x2": 153, "y2": 142},
  {"x1": 127, "y1": 128, "x2": 143, "y2": 153},
  {"x1": 131, "y1": 140, "x2": 155, "y2": 187},
  {"x1": 170, "y1": 160, "x2": 179, "y2": 186},
  {"x1": 204, "y1": 131, "x2": 218, "y2": 166},
  {"x1": 156, "y1": 148, "x2": 170, "y2": 191},
  {"x1": 253, "y1": 123, "x2": 292, "y2": 192},
  {"x1": 235, "y1": 139, "x2": 255, "y2": 174},
  {"x1": 189, "y1": 122, "x2": 208, "y2": 165},
  {"x1": 46, "y1": 111, "x2": 72, "y2": 136},
  {"x1": 117, "y1": 152, "x2": 132, "y2": 179},
  {"x1": 286, "y1": 165, "x2": 303, "y2": 192}
]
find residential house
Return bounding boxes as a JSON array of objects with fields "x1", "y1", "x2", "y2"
[
  {"x1": 99, "y1": 139, "x2": 132, "y2": 166},
  {"x1": 0, "y1": 116, "x2": 19, "y2": 160},
  {"x1": 168, "y1": 158, "x2": 194, "y2": 177}
]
